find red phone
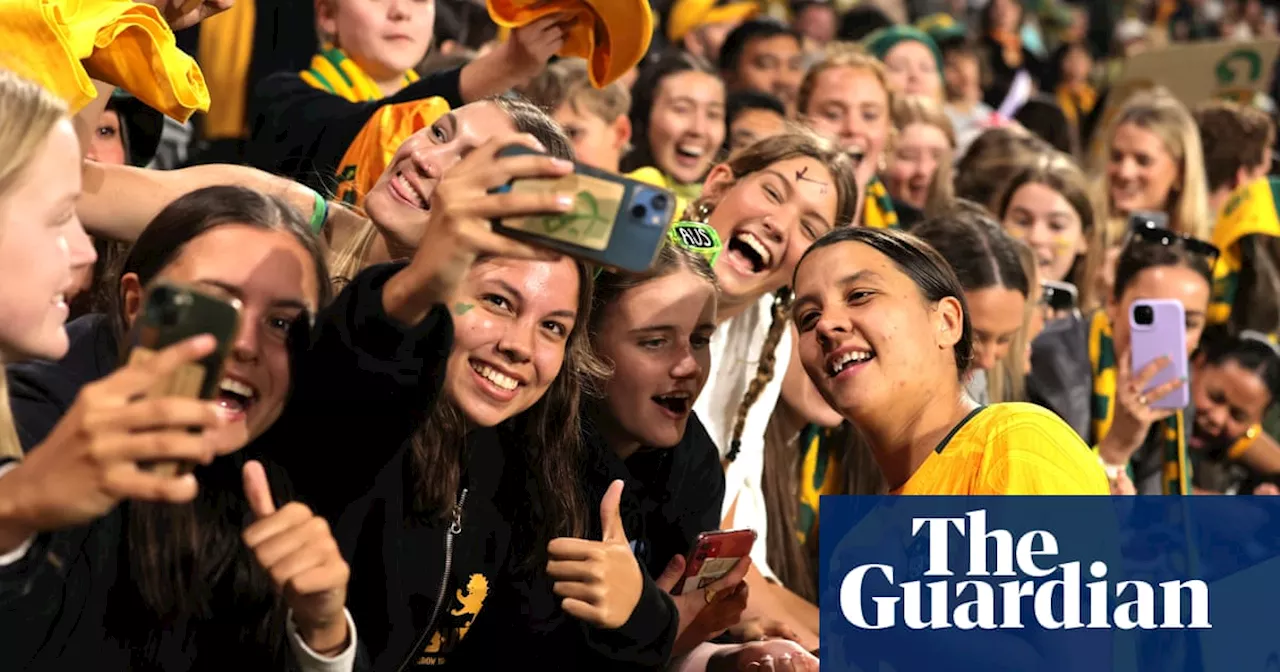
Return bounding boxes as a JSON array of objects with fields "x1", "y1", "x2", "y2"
[{"x1": 670, "y1": 528, "x2": 757, "y2": 596}]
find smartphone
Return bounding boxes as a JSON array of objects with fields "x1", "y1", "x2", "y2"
[
  {"x1": 1129, "y1": 299, "x2": 1190, "y2": 410},
  {"x1": 489, "y1": 145, "x2": 678, "y2": 273},
  {"x1": 127, "y1": 282, "x2": 242, "y2": 474},
  {"x1": 670, "y1": 528, "x2": 757, "y2": 596},
  {"x1": 1041, "y1": 280, "x2": 1079, "y2": 315}
]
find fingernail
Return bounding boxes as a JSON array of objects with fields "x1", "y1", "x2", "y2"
[
  {"x1": 550, "y1": 158, "x2": 573, "y2": 170},
  {"x1": 556, "y1": 194, "x2": 575, "y2": 208}
]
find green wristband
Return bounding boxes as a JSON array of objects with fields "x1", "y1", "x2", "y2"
[{"x1": 309, "y1": 189, "x2": 329, "y2": 235}]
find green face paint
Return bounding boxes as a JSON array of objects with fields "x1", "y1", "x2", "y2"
[{"x1": 453, "y1": 302, "x2": 474, "y2": 315}]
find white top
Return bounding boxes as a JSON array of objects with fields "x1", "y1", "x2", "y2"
[
  {"x1": 694, "y1": 293, "x2": 792, "y2": 581},
  {"x1": 0, "y1": 462, "x2": 358, "y2": 672}
]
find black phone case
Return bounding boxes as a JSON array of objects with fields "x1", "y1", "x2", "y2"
[
  {"x1": 130, "y1": 282, "x2": 242, "y2": 401},
  {"x1": 489, "y1": 145, "x2": 678, "y2": 273}
]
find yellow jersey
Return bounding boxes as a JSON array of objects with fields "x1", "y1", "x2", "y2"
[{"x1": 894, "y1": 403, "x2": 1109, "y2": 495}]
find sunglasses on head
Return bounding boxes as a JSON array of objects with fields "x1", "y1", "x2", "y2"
[
  {"x1": 1125, "y1": 215, "x2": 1221, "y2": 267},
  {"x1": 1240, "y1": 330, "x2": 1280, "y2": 359}
]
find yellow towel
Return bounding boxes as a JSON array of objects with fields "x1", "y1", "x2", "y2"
[
  {"x1": 334, "y1": 98, "x2": 452, "y2": 207},
  {"x1": 487, "y1": 0, "x2": 653, "y2": 88},
  {"x1": 0, "y1": 0, "x2": 208, "y2": 120},
  {"x1": 196, "y1": 0, "x2": 254, "y2": 139}
]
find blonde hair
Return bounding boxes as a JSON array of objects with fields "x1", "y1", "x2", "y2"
[
  {"x1": 0, "y1": 70, "x2": 70, "y2": 459},
  {"x1": 889, "y1": 94, "x2": 956, "y2": 217},
  {"x1": 797, "y1": 45, "x2": 894, "y2": 121},
  {"x1": 1095, "y1": 89, "x2": 1212, "y2": 245}
]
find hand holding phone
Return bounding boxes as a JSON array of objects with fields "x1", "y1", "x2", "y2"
[
  {"x1": 670, "y1": 528, "x2": 757, "y2": 596},
  {"x1": 380, "y1": 135, "x2": 573, "y2": 325},
  {"x1": 2, "y1": 336, "x2": 231, "y2": 534},
  {"x1": 128, "y1": 282, "x2": 242, "y2": 476},
  {"x1": 1128, "y1": 299, "x2": 1190, "y2": 410},
  {"x1": 490, "y1": 144, "x2": 678, "y2": 273}
]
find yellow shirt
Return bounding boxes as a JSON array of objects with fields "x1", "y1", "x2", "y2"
[{"x1": 894, "y1": 403, "x2": 1110, "y2": 495}]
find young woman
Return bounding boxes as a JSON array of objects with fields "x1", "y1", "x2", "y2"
[
  {"x1": 997, "y1": 152, "x2": 1096, "y2": 288},
  {"x1": 250, "y1": 0, "x2": 565, "y2": 191},
  {"x1": 910, "y1": 204, "x2": 1031, "y2": 405},
  {"x1": 1185, "y1": 330, "x2": 1280, "y2": 492},
  {"x1": 688, "y1": 131, "x2": 856, "y2": 647},
  {"x1": 798, "y1": 48, "x2": 920, "y2": 229},
  {"x1": 2, "y1": 164, "x2": 355, "y2": 672},
  {"x1": 977, "y1": 0, "x2": 1046, "y2": 109},
  {"x1": 1029, "y1": 223, "x2": 1217, "y2": 494},
  {"x1": 884, "y1": 94, "x2": 955, "y2": 215},
  {"x1": 789, "y1": 226, "x2": 1108, "y2": 495},
  {"x1": 862, "y1": 25, "x2": 944, "y2": 102},
  {"x1": 1089, "y1": 90, "x2": 1212, "y2": 308},
  {"x1": 622, "y1": 50, "x2": 728, "y2": 212}
]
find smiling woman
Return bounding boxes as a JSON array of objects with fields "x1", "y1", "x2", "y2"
[{"x1": 789, "y1": 226, "x2": 1108, "y2": 496}]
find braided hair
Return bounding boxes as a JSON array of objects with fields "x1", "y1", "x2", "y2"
[{"x1": 725, "y1": 287, "x2": 793, "y2": 465}]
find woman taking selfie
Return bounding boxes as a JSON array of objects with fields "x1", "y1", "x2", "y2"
[
  {"x1": 1029, "y1": 222, "x2": 1217, "y2": 494},
  {"x1": 0, "y1": 72, "x2": 357, "y2": 670},
  {"x1": 789, "y1": 226, "x2": 1107, "y2": 495}
]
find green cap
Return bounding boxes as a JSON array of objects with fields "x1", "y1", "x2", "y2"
[
  {"x1": 862, "y1": 25, "x2": 944, "y2": 73},
  {"x1": 668, "y1": 220, "x2": 723, "y2": 267}
]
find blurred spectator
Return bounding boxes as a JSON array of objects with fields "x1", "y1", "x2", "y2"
[
  {"x1": 978, "y1": 0, "x2": 1048, "y2": 110},
  {"x1": 940, "y1": 37, "x2": 995, "y2": 156},
  {"x1": 1194, "y1": 99, "x2": 1276, "y2": 217},
  {"x1": 522, "y1": 59, "x2": 633, "y2": 173},
  {"x1": 666, "y1": 0, "x2": 759, "y2": 62},
  {"x1": 886, "y1": 94, "x2": 956, "y2": 215},
  {"x1": 1049, "y1": 41, "x2": 1097, "y2": 149},
  {"x1": 791, "y1": 0, "x2": 838, "y2": 47},
  {"x1": 862, "y1": 26, "x2": 945, "y2": 102},
  {"x1": 1015, "y1": 95, "x2": 1075, "y2": 157},
  {"x1": 837, "y1": 4, "x2": 893, "y2": 42},
  {"x1": 725, "y1": 90, "x2": 789, "y2": 154},
  {"x1": 719, "y1": 19, "x2": 806, "y2": 116}
]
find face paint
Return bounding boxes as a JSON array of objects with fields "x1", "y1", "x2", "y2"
[{"x1": 795, "y1": 166, "x2": 830, "y2": 195}]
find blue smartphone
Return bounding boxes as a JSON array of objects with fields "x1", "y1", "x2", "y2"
[
  {"x1": 489, "y1": 145, "x2": 677, "y2": 273},
  {"x1": 1129, "y1": 299, "x2": 1190, "y2": 410}
]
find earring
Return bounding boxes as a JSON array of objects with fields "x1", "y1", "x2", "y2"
[{"x1": 691, "y1": 200, "x2": 714, "y2": 224}]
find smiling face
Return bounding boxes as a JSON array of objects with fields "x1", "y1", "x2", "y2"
[
  {"x1": 648, "y1": 70, "x2": 727, "y2": 185},
  {"x1": 884, "y1": 122, "x2": 950, "y2": 209},
  {"x1": 1190, "y1": 357, "x2": 1271, "y2": 451},
  {"x1": 791, "y1": 241, "x2": 964, "y2": 422},
  {"x1": 444, "y1": 257, "x2": 580, "y2": 428},
  {"x1": 733, "y1": 34, "x2": 805, "y2": 114},
  {"x1": 0, "y1": 119, "x2": 96, "y2": 361},
  {"x1": 1106, "y1": 264, "x2": 1211, "y2": 357},
  {"x1": 1002, "y1": 181, "x2": 1087, "y2": 282},
  {"x1": 123, "y1": 225, "x2": 321, "y2": 444},
  {"x1": 364, "y1": 101, "x2": 516, "y2": 239},
  {"x1": 883, "y1": 41, "x2": 942, "y2": 101},
  {"x1": 1107, "y1": 122, "x2": 1181, "y2": 216},
  {"x1": 705, "y1": 156, "x2": 840, "y2": 312},
  {"x1": 318, "y1": 0, "x2": 435, "y2": 87},
  {"x1": 802, "y1": 66, "x2": 891, "y2": 186},
  {"x1": 727, "y1": 107, "x2": 787, "y2": 153},
  {"x1": 595, "y1": 269, "x2": 717, "y2": 451},
  {"x1": 966, "y1": 285, "x2": 1026, "y2": 370}
]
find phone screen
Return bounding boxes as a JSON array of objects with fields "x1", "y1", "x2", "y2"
[{"x1": 501, "y1": 173, "x2": 626, "y2": 251}]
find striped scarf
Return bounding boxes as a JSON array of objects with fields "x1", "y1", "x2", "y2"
[
  {"x1": 1088, "y1": 310, "x2": 1191, "y2": 494},
  {"x1": 796, "y1": 424, "x2": 844, "y2": 545},
  {"x1": 299, "y1": 46, "x2": 419, "y2": 103},
  {"x1": 862, "y1": 176, "x2": 899, "y2": 230}
]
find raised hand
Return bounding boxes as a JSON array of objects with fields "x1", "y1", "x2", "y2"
[
  {"x1": 496, "y1": 13, "x2": 571, "y2": 84},
  {"x1": 142, "y1": 0, "x2": 235, "y2": 31},
  {"x1": 1101, "y1": 350, "x2": 1182, "y2": 465},
  {"x1": 546, "y1": 480, "x2": 644, "y2": 629},
  {"x1": 242, "y1": 460, "x2": 350, "y2": 655},
  {"x1": 655, "y1": 553, "x2": 752, "y2": 657},
  {"x1": 380, "y1": 134, "x2": 574, "y2": 325},
  {"x1": 0, "y1": 335, "x2": 239, "y2": 539}
]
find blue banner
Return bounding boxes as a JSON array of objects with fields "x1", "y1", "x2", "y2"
[{"x1": 819, "y1": 496, "x2": 1280, "y2": 672}]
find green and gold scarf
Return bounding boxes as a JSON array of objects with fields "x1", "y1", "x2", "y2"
[
  {"x1": 299, "y1": 45, "x2": 419, "y2": 103},
  {"x1": 797, "y1": 424, "x2": 844, "y2": 544},
  {"x1": 1088, "y1": 310, "x2": 1191, "y2": 494},
  {"x1": 863, "y1": 176, "x2": 899, "y2": 230},
  {"x1": 1210, "y1": 176, "x2": 1280, "y2": 325}
]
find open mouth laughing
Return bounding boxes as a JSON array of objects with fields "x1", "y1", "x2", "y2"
[
  {"x1": 724, "y1": 230, "x2": 775, "y2": 276},
  {"x1": 652, "y1": 390, "x2": 693, "y2": 419},
  {"x1": 469, "y1": 358, "x2": 526, "y2": 402},
  {"x1": 216, "y1": 376, "x2": 257, "y2": 421},
  {"x1": 388, "y1": 170, "x2": 431, "y2": 211},
  {"x1": 826, "y1": 347, "x2": 876, "y2": 377}
]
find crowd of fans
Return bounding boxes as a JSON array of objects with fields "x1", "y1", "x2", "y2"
[{"x1": 3, "y1": 0, "x2": 1280, "y2": 670}]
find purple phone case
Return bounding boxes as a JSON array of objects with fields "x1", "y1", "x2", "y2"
[{"x1": 1129, "y1": 299, "x2": 1189, "y2": 410}]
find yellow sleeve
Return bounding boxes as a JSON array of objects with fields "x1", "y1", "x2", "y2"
[{"x1": 981, "y1": 408, "x2": 1111, "y2": 495}]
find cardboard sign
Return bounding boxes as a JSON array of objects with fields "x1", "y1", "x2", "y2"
[{"x1": 1090, "y1": 39, "x2": 1280, "y2": 160}]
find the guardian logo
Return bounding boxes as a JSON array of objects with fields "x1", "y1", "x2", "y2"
[{"x1": 840, "y1": 510, "x2": 1211, "y2": 631}]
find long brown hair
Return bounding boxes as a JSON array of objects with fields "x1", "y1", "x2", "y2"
[
  {"x1": 409, "y1": 258, "x2": 607, "y2": 558},
  {"x1": 0, "y1": 70, "x2": 67, "y2": 461}
]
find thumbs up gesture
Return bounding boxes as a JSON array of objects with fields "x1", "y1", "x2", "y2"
[
  {"x1": 241, "y1": 461, "x2": 351, "y2": 655},
  {"x1": 546, "y1": 480, "x2": 644, "y2": 629}
]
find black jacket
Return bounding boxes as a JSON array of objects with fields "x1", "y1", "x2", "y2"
[
  {"x1": 0, "y1": 264, "x2": 439, "y2": 671},
  {"x1": 582, "y1": 410, "x2": 725, "y2": 581},
  {"x1": 293, "y1": 348, "x2": 681, "y2": 670},
  {"x1": 248, "y1": 68, "x2": 465, "y2": 194}
]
